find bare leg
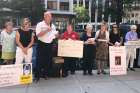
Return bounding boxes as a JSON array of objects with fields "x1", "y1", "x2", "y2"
[{"x1": 97, "y1": 60, "x2": 101, "y2": 74}]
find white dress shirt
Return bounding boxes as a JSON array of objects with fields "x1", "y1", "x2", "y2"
[{"x1": 36, "y1": 21, "x2": 58, "y2": 43}]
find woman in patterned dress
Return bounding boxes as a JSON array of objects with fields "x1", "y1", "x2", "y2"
[{"x1": 95, "y1": 22, "x2": 109, "y2": 75}]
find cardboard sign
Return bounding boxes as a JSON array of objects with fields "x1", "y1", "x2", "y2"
[
  {"x1": 58, "y1": 40, "x2": 83, "y2": 58},
  {"x1": 109, "y1": 46, "x2": 127, "y2": 75},
  {"x1": 0, "y1": 63, "x2": 32, "y2": 87}
]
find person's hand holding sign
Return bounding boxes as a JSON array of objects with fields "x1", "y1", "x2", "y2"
[{"x1": 85, "y1": 38, "x2": 95, "y2": 45}]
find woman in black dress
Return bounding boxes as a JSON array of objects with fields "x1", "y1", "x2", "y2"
[
  {"x1": 109, "y1": 24, "x2": 122, "y2": 46},
  {"x1": 81, "y1": 24, "x2": 96, "y2": 75}
]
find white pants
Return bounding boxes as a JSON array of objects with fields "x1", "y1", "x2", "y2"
[
  {"x1": 126, "y1": 47, "x2": 135, "y2": 68},
  {"x1": 15, "y1": 47, "x2": 33, "y2": 64}
]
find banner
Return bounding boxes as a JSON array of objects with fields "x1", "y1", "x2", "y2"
[
  {"x1": 109, "y1": 46, "x2": 127, "y2": 75},
  {"x1": 58, "y1": 40, "x2": 84, "y2": 58},
  {"x1": 124, "y1": 40, "x2": 140, "y2": 46},
  {"x1": 0, "y1": 63, "x2": 32, "y2": 87}
]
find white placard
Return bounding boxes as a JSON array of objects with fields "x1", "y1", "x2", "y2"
[
  {"x1": 109, "y1": 46, "x2": 127, "y2": 75},
  {"x1": 0, "y1": 63, "x2": 32, "y2": 87},
  {"x1": 58, "y1": 40, "x2": 84, "y2": 58}
]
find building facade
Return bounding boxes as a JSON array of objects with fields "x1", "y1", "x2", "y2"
[
  {"x1": 44, "y1": 0, "x2": 76, "y2": 32},
  {"x1": 123, "y1": 1, "x2": 140, "y2": 24},
  {"x1": 44, "y1": 0, "x2": 116, "y2": 31}
]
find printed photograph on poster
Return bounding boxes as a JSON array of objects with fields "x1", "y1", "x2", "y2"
[
  {"x1": 23, "y1": 64, "x2": 31, "y2": 75},
  {"x1": 0, "y1": 63, "x2": 32, "y2": 87},
  {"x1": 115, "y1": 56, "x2": 121, "y2": 66}
]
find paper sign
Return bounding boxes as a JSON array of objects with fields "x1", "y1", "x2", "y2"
[
  {"x1": 0, "y1": 63, "x2": 32, "y2": 87},
  {"x1": 109, "y1": 46, "x2": 127, "y2": 75},
  {"x1": 58, "y1": 40, "x2": 84, "y2": 58}
]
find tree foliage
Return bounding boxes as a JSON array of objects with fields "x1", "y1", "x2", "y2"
[{"x1": 74, "y1": 5, "x2": 90, "y2": 23}]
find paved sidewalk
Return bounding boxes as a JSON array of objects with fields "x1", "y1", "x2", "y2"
[{"x1": 0, "y1": 69, "x2": 140, "y2": 93}]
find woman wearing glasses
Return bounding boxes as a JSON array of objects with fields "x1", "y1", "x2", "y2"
[
  {"x1": 125, "y1": 25, "x2": 138, "y2": 71},
  {"x1": 109, "y1": 24, "x2": 123, "y2": 46}
]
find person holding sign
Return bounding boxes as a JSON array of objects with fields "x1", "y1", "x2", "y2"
[
  {"x1": 16, "y1": 18, "x2": 34, "y2": 64},
  {"x1": 109, "y1": 24, "x2": 123, "y2": 46},
  {"x1": 95, "y1": 22, "x2": 109, "y2": 75},
  {"x1": 35, "y1": 11, "x2": 58, "y2": 82},
  {"x1": 0, "y1": 22, "x2": 16, "y2": 64},
  {"x1": 61, "y1": 24, "x2": 79, "y2": 77},
  {"x1": 81, "y1": 24, "x2": 96, "y2": 75},
  {"x1": 125, "y1": 25, "x2": 138, "y2": 71}
]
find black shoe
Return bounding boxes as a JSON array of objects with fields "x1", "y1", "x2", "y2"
[
  {"x1": 88, "y1": 72, "x2": 93, "y2": 76},
  {"x1": 44, "y1": 75, "x2": 49, "y2": 80},
  {"x1": 71, "y1": 71, "x2": 75, "y2": 75},
  {"x1": 101, "y1": 71, "x2": 107, "y2": 75},
  {"x1": 62, "y1": 72, "x2": 68, "y2": 77},
  {"x1": 3, "y1": 62, "x2": 7, "y2": 65},
  {"x1": 62, "y1": 73, "x2": 68, "y2": 77},
  {"x1": 83, "y1": 71, "x2": 87, "y2": 75},
  {"x1": 130, "y1": 68, "x2": 135, "y2": 71},
  {"x1": 97, "y1": 72, "x2": 101, "y2": 75},
  {"x1": 34, "y1": 78, "x2": 40, "y2": 83}
]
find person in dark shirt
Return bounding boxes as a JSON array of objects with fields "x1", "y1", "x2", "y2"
[
  {"x1": 109, "y1": 24, "x2": 122, "y2": 46},
  {"x1": 81, "y1": 24, "x2": 96, "y2": 75},
  {"x1": 16, "y1": 18, "x2": 34, "y2": 64}
]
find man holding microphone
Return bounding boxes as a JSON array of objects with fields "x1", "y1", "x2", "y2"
[{"x1": 35, "y1": 11, "x2": 58, "y2": 82}]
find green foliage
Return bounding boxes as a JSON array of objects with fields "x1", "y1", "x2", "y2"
[{"x1": 74, "y1": 5, "x2": 90, "y2": 23}]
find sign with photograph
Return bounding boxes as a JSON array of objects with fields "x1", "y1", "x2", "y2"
[
  {"x1": 109, "y1": 46, "x2": 127, "y2": 75},
  {"x1": 58, "y1": 40, "x2": 84, "y2": 58},
  {"x1": 0, "y1": 63, "x2": 32, "y2": 87}
]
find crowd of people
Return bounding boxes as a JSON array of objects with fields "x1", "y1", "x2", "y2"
[{"x1": 0, "y1": 11, "x2": 139, "y2": 82}]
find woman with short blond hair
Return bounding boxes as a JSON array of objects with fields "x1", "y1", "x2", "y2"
[{"x1": 15, "y1": 18, "x2": 34, "y2": 64}]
